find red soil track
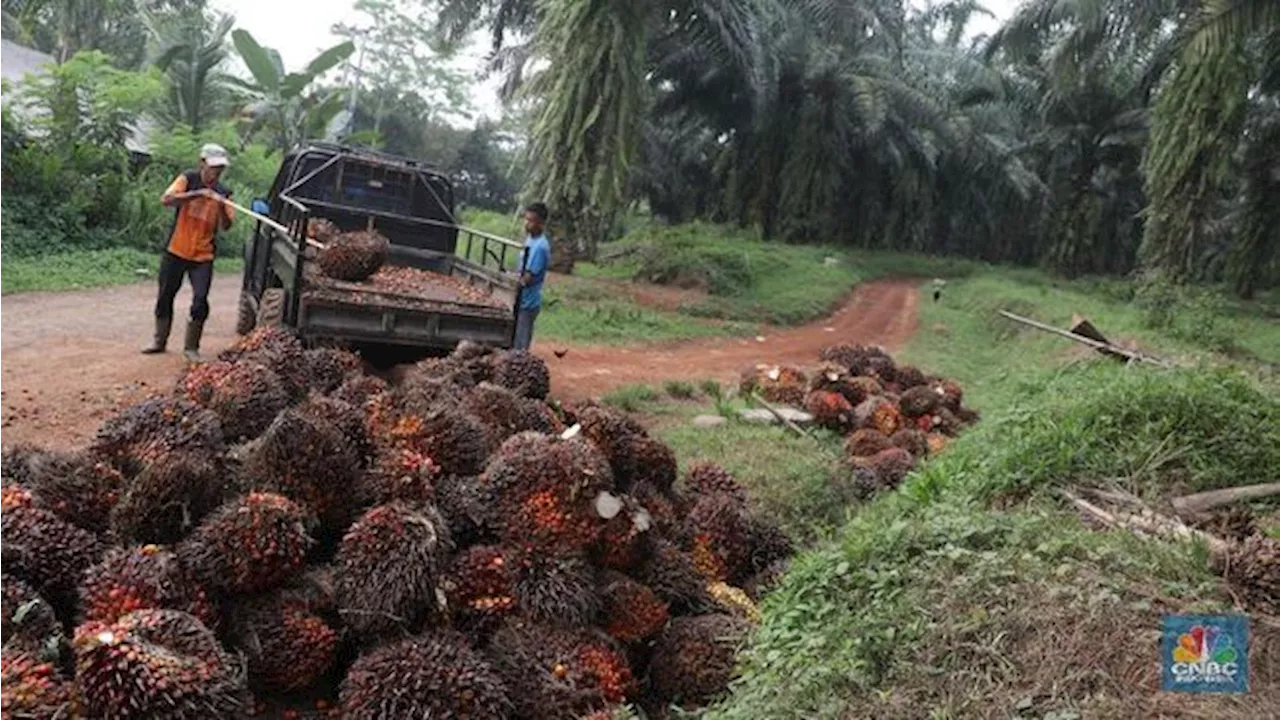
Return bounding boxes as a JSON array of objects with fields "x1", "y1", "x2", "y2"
[{"x1": 0, "y1": 278, "x2": 917, "y2": 449}]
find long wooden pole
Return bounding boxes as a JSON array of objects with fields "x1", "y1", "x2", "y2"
[{"x1": 998, "y1": 310, "x2": 1170, "y2": 367}]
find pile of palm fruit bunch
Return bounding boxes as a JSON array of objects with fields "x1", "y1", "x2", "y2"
[
  {"x1": 1, "y1": 328, "x2": 793, "y2": 719},
  {"x1": 743, "y1": 344, "x2": 980, "y2": 500},
  {"x1": 309, "y1": 218, "x2": 390, "y2": 282}
]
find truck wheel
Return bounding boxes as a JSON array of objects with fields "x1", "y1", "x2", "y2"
[
  {"x1": 257, "y1": 288, "x2": 285, "y2": 328},
  {"x1": 235, "y1": 291, "x2": 257, "y2": 336}
]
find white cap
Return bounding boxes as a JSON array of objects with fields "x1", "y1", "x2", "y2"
[{"x1": 200, "y1": 143, "x2": 230, "y2": 167}]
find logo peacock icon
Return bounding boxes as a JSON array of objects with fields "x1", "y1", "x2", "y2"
[{"x1": 1163, "y1": 616, "x2": 1248, "y2": 693}]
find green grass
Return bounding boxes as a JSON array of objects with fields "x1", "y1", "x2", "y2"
[
  {"x1": 1, "y1": 248, "x2": 243, "y2": 294},
  {"x1": 602, "y1": 384, "x2": 662, "y2": 413}
]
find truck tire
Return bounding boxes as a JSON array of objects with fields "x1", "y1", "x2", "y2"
[
  {"x1": 256, "y1": 288, "x2": 285, "y2": 328},
  {"x1": 235, "y1": 291, "x2": 257, "y2": 336}
]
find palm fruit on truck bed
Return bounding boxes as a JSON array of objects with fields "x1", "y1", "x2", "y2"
[{"x1": 317, "y1": 229, "x2": 389, "y2": 281}]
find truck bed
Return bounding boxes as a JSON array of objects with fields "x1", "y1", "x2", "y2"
[{"x1": 301, "y1": 264, "x2": 512, "y2": 318}]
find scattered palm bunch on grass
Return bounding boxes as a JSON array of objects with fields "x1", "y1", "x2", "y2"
[
  {"x1": 648, "y1": 614, "x2": 749, "y2": 710},
  {"x1": 1, "y1": 651, "x2": 79, "y2": 719},
  {"x1": 740, "y1": 364, "x2": 808, "y2": 405},
  {"x1": 317, "y1": 229, "x2": 389, "y2": 281},
  {"x1": 1214, "y1": 534, "x2": 1280, "y2": 614},
  {"x1": 79, "y1": 545, "x2": 216, "y2": 628},
  {"x1": 226, "y1": 590, "x2": 338, "y2": 693},
  {"x1": 73, "y1": 609, "x2": 247, "y2": 719},
  {"x1": 178, "y1": 491, "x2": 313, "y2": 596},
  {"x1": 340, "y1": 633, "x2": 513, "y2": 719},
  {"x1": 334, "y1": 502, "x2": 453, "y2": 641}
]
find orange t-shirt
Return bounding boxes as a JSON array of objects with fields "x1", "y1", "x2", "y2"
[{"x1": 164, "y1": 173, "x2": 234, "y2": 262}]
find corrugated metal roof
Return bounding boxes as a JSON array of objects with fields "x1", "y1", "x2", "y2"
[{"x1": 1, "y1": 38, "x2": 152, "y2": 154}]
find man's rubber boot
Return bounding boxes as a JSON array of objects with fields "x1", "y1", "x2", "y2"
[
  {"x1": 141, "y1": 316, "x2": 172, "y2": 354},
  {"x1": 183, "y1": 319, "x2": 205, "y2": 363}
]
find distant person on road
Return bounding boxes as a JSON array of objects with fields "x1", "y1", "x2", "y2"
[
  {"x1": 515, "y1": 202, "x2": 551, "y2": 351},
  {"x1": 142, "y1": 143, "x2": 234, "y2": 362}
]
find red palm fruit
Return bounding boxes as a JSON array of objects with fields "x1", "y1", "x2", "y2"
[
  {"x1": 685, "y1": 494, "x2": 752, "y2": 583},
  {"x1": 862, "y1": 447, "x2": 916, "y2": 489},
  {"x1": 848, "y1": 375, "x2": 885, "y2": 399},
  {"x1": 926, "y1": 432, "x2": 950, "y2": 455},
  {"x1": 463, "y1": 381, "x2": 524, "y2": 448},
  {"x1": 488, "y1": 621, "x2": 634, "y2": 718},
  {"x1": 295, "y1": 392, "x2": 372, "y2": 466},
  {"x1": 805, "y1": 390, "x2": 856, "y2": 432},
  {"x1": 1, "y1": 483, "x2": 35, "y2": 511},
  {"x1": 218, "y1": 325, "x2": 308, "y2": 399},
  {"x1": 2, "y1": 574, "x2": 64, "y2": 662},
  {"x1": 73, "y1": 609, "x2": 247, "y2": 719},
  {"x1": 1, "y1": 651, "x2": 78, "y2": 719},
  {"x1": 79, "y1": 545, "x2": 216, "y2": 628},
  {"x1": 178, "y1": 492, "x2": 313, "y2": 595},
  {"x1": 492, "y1": 349, "x2": 551, "y2": 399},
  {"x1": 175, "y1": 359, "x2": 237, "y2": 405},
  {"x1": 598, "y1": 571, "x2": 669, "y2": 643},
  {"x1": 340, "y1": 633, "x2": 513, "y2": 719},
  {"x1": 514, "y1": 551, "x2": 601, "y2": 627},
  {"x1": 593, "y1": 496, "x2": 653, "y2": 571},
  {"x1": 898, "y1": 385, "x2": 943, "y2": 417},
  {"x1": 304, "y1": 347, "x2": 364, "y2": 394},
  {"x1": 649, "y1": 614, "x2": 748, "y2": 709},
  {"x1": 91, "y1": 395, "x2": 225, "y2": 475},
  {"x1": 334, "y1": 502, "x2": 453, "y2": 641},
  {"x1": 445, "y1": 545, "x2": 518, "y2": 632},
  {"x1": 683, "y1": 461, "x2": 748, "y2": 506},
  {"x1": 330, "y1": 373, "x2": 389, "y2": 408},
  {"x1": 631, "y1": 538, "x2": 712, "y2": 613},
  {"x1": 844, "y1": 428, "x2": 892, "y2": 459},
  {"x1": 228, "y1": 591, "x2": 338, "y2": 692},
  {"x1": 890, "y1": 428, "x2": 930, "y2": 458},
  {"x1": 243, "y1": 406, "x2": 362, "y2": 531},
  {"x1": 2, "y1": 506, "x2": 104, "y2": 617},
  {"x1": 384, "y1": 405, "x2": 491, "y2": 477},
  {"x1": 357, "y1": 445, "x2": 439, "y2": 507},
  {"x1": 871, "y1": 401, "x2": 904, "y2": 436},
  {"x1": 109, "y1": 450, "x2": 234, "y2": 545},
  {"x1": 0, "y1": 447, "x2": 123, "y2": 531}
]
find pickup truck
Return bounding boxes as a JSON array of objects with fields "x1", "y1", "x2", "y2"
[{"x1": 235, "y1": 142, "x2": 524, "y2": 360}]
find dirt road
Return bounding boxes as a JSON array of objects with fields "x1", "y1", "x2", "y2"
[{"x1": 0, "y1": 278, "x2": 917, "y2": 449}]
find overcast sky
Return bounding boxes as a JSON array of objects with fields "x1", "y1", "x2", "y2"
[{"x1": 212, "y1": 0, "x2": 1023, "y2": 123}]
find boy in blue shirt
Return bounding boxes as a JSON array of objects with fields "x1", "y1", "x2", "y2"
[{"x1": 515, "y1": 202, "x2": 551, "y2": 350}]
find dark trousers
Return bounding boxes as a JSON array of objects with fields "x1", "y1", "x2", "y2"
[
  {"x1": 155, "y1": 252, "x2": 213, "y2": 321},
  {"x1": 514, "y1": 307, "x2": 540, "y2": 350}
]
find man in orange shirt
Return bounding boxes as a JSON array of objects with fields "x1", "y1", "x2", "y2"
[{"x1": 141, "y1": 144, "x2": 235, "y2": 361}]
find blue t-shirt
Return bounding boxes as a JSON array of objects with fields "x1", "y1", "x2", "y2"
[{"x1": 520, "y1": 233, "x2": 551, "y2": 310}]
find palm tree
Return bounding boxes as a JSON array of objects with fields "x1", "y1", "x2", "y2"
[{"x1": 144, "y1": 8, "x2": 235, "y2": 131}]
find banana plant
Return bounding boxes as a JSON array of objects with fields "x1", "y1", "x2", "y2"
[{"x1": 229, "y1": 28, "x2": 354, "y2": 150}]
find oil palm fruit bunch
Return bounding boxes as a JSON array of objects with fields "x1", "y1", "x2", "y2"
[
  {"x1": 597, "y1": 571, "x2": 669, "y2": 643},
  {"x1": 514, "y1": 397, "x2": 566, "y2": 435},
  {"x1": 2, "y1": 505, "x2": 104, "y2": 617},
  {"x1": 577, "y1": 405, "x2": 676, "y2": 492},
  {"x1": 340, "y1": 632, "x2": 513, "y2": 719},
  {"x1": 73, "y1": 608, "x2": 247, "y2": 719},
  {"x1": 1, "y1": 651, "x2": 78, "y2": 719},
  {"x1": 896, "y1": 365, "x2": 927, "y2": 388},
  {"x1": 357, "y1": 445, "x2": 439, "y2": 508},
  {"x1": 593, "y1": 495, "x2": 653, "y2": 571},
  {"x1": 92, "y1": 395, "x2": 225, "y2": 475},
  {"x1": 79, "y1": 545, "x2": 216, "y2": 628},
  {"x1": 854, "y1": 396, "x2": 901, "y2": 436},
  {"x1": 890, "y1": 428, "x2": 929, "y2": 459},
  {"x1": 294, "y1": 392, "x2": 372, "y2": 467},
  {"x1": 434, "y1": 474, "x2": 499, "y2": 548},
  {"x1": 898, "y1": 385, "x2": 942, "y2": 418},
  {"x1": 648, "y1": 614, "x2": 748, "y2": 709},
  {"x1": 445, "y1": 545, "x2": 519, "y2": 633},
  {"x1": 631, "y1": 538, "x2": 712, "y2": 614},
  {"x1": 317, "y1": 229, "x2": 389, "y2": 281},
  {"x1": 307, "y1": 217, "x2": 340, "y2": 243},
  {"x1": 190, "y1": 361, "x2": 291, "y2": 442},
  {"x1": 706, "y1": 581, "x2": 761, "y2": 623},
  {"x1": 382, "y1": 404, "x2": 491, "y2": 477},
  {"x1": 847, "y1": 465, "x2": 885, "y2": 501},
  {"x1": 683, "y1": 461, "x2": 748, "y2": 506},
  {"x1": 1214, "y1": 535, "x2": 1280, "y2": 614},
  {"x1": 243, "y1": 406, "x2": 362, "y2": 531},
  {"x1": 175, "y1": 359, "x2": 237, "y2": 405},
  {"x1": 463, "y1": 382, "x2": 524, "y2": 447},
  {"x1": 805, "y1": 390, "x2": 856, "y2": 432},
  {"x1": 685, "y1": 493, "x2": 753, "y2": 583},
  {"x1": 218, "y1": 325, "x2": 309, "y2": 400},
  {"x1": 0, "y1": 447, "x2": 123, "y2": 532},
  {"x1": 514, "y1": 552, "x2": 600, "y2": 627},
  {"x1": 109, "y1": 450, "x2": 234, "y2": 545},
  {"x1": 741, "y1": 558, "x2": 790, "y2": 602},
  {"x1": 926, "y1": 432, "x2": 949, "y2": 456},
  {"x1": 488, "y1": 621, "x2": 635, "y2": 718},
  {"x1": 304, "y1": 347, "x2": 363, "y2": 394},
  {"x1": 451, "y1": 339, "x2": 498, "y2": 383},
  {"x1": 808, "y1": 362, "x2": 867, "y2": 404},
  {"x1": 403, "y1": 356, "x2": 478, "y2": 392},
  {"x1": 334, "y1": 502, "x2": 453, "y2": 641},
  {"x1": 630, "y1": 480, "x2": 684, "y2": 543},
  {"x1": 485, "y1": 433, "x2": 615, "y2": 554},
  {"x1": 227, "y1": 590, "x2": 338, "y2": 692},
  {"x1": 492, "y1": 349, "x2": 551, "y2": 400},
  {"x1": 848, "y1": 375, "x2": 885, "y2": 399},
  {"x1": 331, "y1": 372, "x2": 389, "y2": 408},
  {"x1": 743, "y1": 517, "x2": 794, "y2": 582},
  {"x1": 744, "y1": 365, "x2": 808, "y2": 406},
  {"x1": 932, "y1": 378, "x2": 964, "y2": 411},
  {"x1": 852, "y1": 447, "x2": 916, "y2": 491},
  {"x1": 2, "y1": 575, "x2": 64, "y2": 662},
  {"x1": 178, "y1": 491, "x2": 313, "y2": 596}
]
